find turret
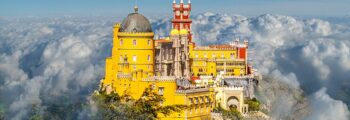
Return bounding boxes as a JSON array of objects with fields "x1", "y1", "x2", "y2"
[{"x1": 244, "y1": 39, "x2": 249, "y2": 48}]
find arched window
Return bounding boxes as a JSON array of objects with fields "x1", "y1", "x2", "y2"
[
  {"x1": 133, "y1": 55, "x2": 137, "y2": 62},
  {"x1": 120, "y1": 39, "x2": 123, "y2": 45},
  {"x1": 133, "y1": 39, "x2": 137, "y2": 46},
  {"x1": 148, "y1": 40, "x2": 151, "y2": 45},
  {"x1": 147, "y1": 55, "x2": 151, "y2": 61}
]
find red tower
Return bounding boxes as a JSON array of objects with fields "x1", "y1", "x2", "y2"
[{"x1": 172, "y1": 0, "x2": 193, "y2": 41}]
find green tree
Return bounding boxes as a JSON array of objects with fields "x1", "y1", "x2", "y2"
[
  {"x1": 213, "y1": 105, "x2": 243, "y2": 120},
  {"x1": 245, "y1": 98, "x2": 260, "y2": 111},
  {"x1": 92, "y1": 86, "x2": 187, "y2": 120}
]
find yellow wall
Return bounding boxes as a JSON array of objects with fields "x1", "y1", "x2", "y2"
[{"x1": 190, "y1": 48, "x2": 246, "y2": 77}]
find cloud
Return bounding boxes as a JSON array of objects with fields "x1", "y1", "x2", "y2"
[
  {"x1": 307, "y1": 88, "x2": 350, "y2": 120},
  {"x1": 0, "y1": 13, "x2": 350, "y2": 119},
  {"x1": 152, "y1": 13, "x2": 350, "y2": 119},
  {"x1": 0, "y1": 17, "x2": 114, "y2": 119}
]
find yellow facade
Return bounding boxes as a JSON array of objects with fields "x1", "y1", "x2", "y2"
[
  {"x1": 102, "y1": 22, "x2": 214, "y2": 119},
  {"x1": 101, "y1": 4, "x2": 252, "y2": 120},
  {"x1": 189, "y1": 45, "x2": 247, "y2": 77}
]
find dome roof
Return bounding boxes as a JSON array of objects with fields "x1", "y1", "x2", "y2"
[
  {"x1": 119, "y1": 13, "x2": 153, "y2": 33},
  {"x1": 170, "y1": 29, "x2": 179, "y2": 35},
  {"x1": 179, "y1": 29, "x2": 188, "y2": 35}
]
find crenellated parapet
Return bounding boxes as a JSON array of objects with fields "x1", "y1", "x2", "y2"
[
  {"x1": 118, "y1": 32, "x2": 154, "y2": 37},
  {"x1": 223, "y1": 75, "x2": 255, "y2": 80},
  {"x1": 222, "y1": 86, "x2": 244, "y2": 91},
  {"x1": 176, "y1": 87, "x2": 209, "y2": 94},
  {"x1": 141, "y1": 76, "x2": 177, "y2": 82}
]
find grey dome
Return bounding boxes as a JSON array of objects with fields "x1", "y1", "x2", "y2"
[{"x1": 119, "y1": 13, "x2": 153, "y2": 32}]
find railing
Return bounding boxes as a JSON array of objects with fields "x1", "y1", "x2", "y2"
[
  {"x1": 141, "y1": 76, "x2": 176, "y2": 81},
  {"x1": 117, "y1": 73, "x2": 132, "y2": 78},
  {"x1": 222, "y1": 86, "x2": 244, "y2": 91},
  {"x1": 176, "y1": 87, "x2": 210, "y2": 94},
  {"x1": 200, "y1": 76, "x2": 213, "y2": 79},
  {"x1": 223, "y1": 75, "x2": 254, "y2": 79},
  {"x1": 193, "y1": 47, "x2": 236, "y2": 50}
]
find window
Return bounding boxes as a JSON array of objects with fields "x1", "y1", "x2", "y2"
[
  {"x1": 148, "y1": 65, "x2": 150, "y2": 69},
  {"x1": 195, "y1": 53, "x2": 198, "y2": 58},
  {"x1": 148, "y1": 40, "x2": 151, "y2": 45},
  {"x1": 133, "y1": 65, "x2": 136, "y2": 70},
  {"x1": 120, "y1": 55, "x2": 123, "y2": 61},
  {"x1": 133, "y1": 39, "x2": 137, "y2": 45},
  {"x1": 204, "y1": 53, "x2": 207, "y2": 58},
  {"x1": 133, "y1": 55, "x2": 137, "y2": 62},
  {"x1": 230, "y1": 53, "x2": 234, "y2": 59},
  {"x1": 212, "y1": 54, "x2": 216, "y2": 58},
  {"x1": 221, "y1": 53, "x2": 224, "y2": 58},
  {"x1": 158, "y1": 87, "x2": 164, "y2": 95},
  {"x1": 120, "y1": 39, "x2": 123, "y2": 45},
  {"x1": 147, "y1": 55, "x2": 151, "y2": 61}
]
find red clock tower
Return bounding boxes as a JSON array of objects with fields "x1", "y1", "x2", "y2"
[{"x1": 172, "y1": 0, "x2": 193, "y2": 41}]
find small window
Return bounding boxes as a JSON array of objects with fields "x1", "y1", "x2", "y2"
[
  {"x1": 221, "y1": 53, "x2": 224, "y2": 58},
  {"x1": 230, "y1": 53, "x2": 234, "y2": 59},
  {"x1": 120, "y1": 55, "x2": 123, "y2": 61},
  {"x1": 148, "y1": 40, "x2": 151, "y2": 45},
  {"x1": 147, "y1": 55, "x2": 151, "y2": 61},
  {"x1": 120, "y1": 39, "x2": 123, "y2": 45},
  {"x1": 133, "y1": 65, "x2": 136, "y2": 70},
  {"x1": 133, "y1": 55, "x2": 137, "y2": 62},
  {"x1": 133, "y1": 39, "x2": 137, "y2": 45},
  {"x1": 158, "y1": 87, "x2": 164, "y2": 95},
  {"x1": 195, "y1": 53, "x2": 198, "y2": 58},
  {"x1": 204, "y1": 53, "x2": 207, "y2": 58}
]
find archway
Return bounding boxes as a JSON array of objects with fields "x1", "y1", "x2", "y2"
[{"x1": 226, "y1": 96, "x2": 239, "y2": 110}]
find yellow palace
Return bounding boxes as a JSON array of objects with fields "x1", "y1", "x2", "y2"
[{"x1": 100, "y1": 0, "x2": 259, "y2": 119}]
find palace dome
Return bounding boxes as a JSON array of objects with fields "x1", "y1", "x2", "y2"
[
  {"x1": 179, "y1": 29, "x2": 188, "y2": 35},
  {"x1": 119, "y1": 12, "x2": 153, "y2": 33},
  {"x1": 170, "y1": 29, "x2": 179, "y2": 35}
]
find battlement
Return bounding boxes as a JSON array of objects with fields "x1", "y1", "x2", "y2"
[
  {"x1": 222, "y1": 86, "x2": 244, "y2": 91},
  {"x1": 114, "y1": 23, "x2": 121, "y2": 28},
  {"x1": 194, "y1": 46, "x2": 236, "y2": 51},
  {"x1": 118, "y1": 32, "x2": 154, "y2": 37},
  {"x1": 223, "y1": 75, "x2": 255, "y2": 80},
  {"x1": 141, "y1": 76, "x2": 176, "y2": 81},
  {"x1": 176, "y1": 87, "x2": 209, "y2": 94}
]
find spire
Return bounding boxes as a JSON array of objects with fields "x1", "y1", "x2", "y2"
[
  {"x1": 134, "y1": 0, "x2": 139, "y2": 13},
  {"x1": 134, "y1": 6, "x2": 139, "y2": 13}
]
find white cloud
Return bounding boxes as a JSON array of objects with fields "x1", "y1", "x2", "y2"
[
  {"x1": 152, "y1": 13, "x2": 350, "y2": 119},
  {"x1": 0, "y1": 13, "x2": 349, "y2": 119},
  {"x1": 307, "y1": 88, "x2": 350, "y2": 120}
]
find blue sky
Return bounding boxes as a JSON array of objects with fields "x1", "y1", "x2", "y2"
[{"x1": 0, "y1": 0, "x2": 350, "y2": 17}]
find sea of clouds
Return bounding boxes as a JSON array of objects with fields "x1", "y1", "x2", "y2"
[{"x1": 0, "y1": 13, "x2": 349, "y2": 120}]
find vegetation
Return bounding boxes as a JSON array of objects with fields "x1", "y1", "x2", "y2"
[
  {"x1": 92, "y1": 85, "x2": 187, "y2": 120},
  {"x1": 244, "y1": 98, "x2": 261, "y2": 111},
  {"x1": 29, "y1": 104, "x2": 42, "y2": 120},
  {"x1": 213, "y1": 105, "x2": 243, "y2": 120}
]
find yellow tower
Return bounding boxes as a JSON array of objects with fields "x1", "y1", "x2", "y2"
[{"x1": 102, "y1": 6, "x2": 155, "y2": 98}]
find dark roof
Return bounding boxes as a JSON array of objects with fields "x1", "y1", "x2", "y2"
[{"x1": 119, "y1": 13, "x2": 153, "y2": 33}]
